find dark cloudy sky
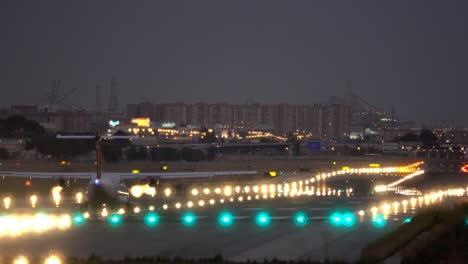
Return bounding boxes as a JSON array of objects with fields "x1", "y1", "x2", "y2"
[{"x1": 1, "y1": 0, "x2": 467, "y2": 125}]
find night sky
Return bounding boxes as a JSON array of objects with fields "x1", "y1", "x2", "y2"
[{"x1": 2, "y1": 0, "x2": 467, "y2": 125}]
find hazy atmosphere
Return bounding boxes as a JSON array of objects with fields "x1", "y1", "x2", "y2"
[{"x1": 2, "y1": 0, "x2": 468, "y2": 124}]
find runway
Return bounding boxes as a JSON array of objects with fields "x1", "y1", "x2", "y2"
[{"x1": 0, "y1": 195, "x2": 414, "y2": 261}]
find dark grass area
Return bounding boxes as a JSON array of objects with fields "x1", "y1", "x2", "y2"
[{"x1": 361, "y1": 201, "x2": 468, "y2": 263}]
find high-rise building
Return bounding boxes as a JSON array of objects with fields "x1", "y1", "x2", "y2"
[{"x1": 107, "y1": 77, "x2": 119, "y2": 112}]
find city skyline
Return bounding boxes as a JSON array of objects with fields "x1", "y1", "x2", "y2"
[{"x1": 2, "y1": 0, "x2": 468, "y2": 126}]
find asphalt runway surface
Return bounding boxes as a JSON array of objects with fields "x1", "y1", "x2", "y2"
[
  {"x1": 1, "y1": 169, "x2": 465, "y2": 261},
  {"x1": 0, "y1": 195, "x2": 415, "y2": 262}
]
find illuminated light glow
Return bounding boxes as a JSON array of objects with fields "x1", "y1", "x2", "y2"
[
  {"x1": 255, "y1": 195, "x2": 260, "y2": 200},
  {"x1": 358, "y1": 210, "x2": 365, "y2": 216},
  {"x1": 108, "y1": 214, "x2": 122, "y2": 226},
  {"x1": 203, "y1": 188, "x2": 210, "y2": 195},
  {"x1": 130, "y1": 185, "x2": 144, "y2": 198},
  {"x1": 198, "y1": 200, "x2": 205, "y2": 207},
  {"x1": 244, "y1": 186, "x2": 250, "y2": 193},
  {"x1": 382, "y1": 203, "x2": 391, "y2": 212},
  {"x1": 404, "y1": 217, "x2": 412, "y2": 223},
  {"x1": 30, "y1": 194, "x2": 38, "y2": 208},
  {"x1": 94, "y1": 179, "x2": 100, "y2": 185},
  {"x1": 293, "y1": 212, "x2": 309, "y2": 226},
  {"x1": 261, "y1": 185, "x2": 268, "y2": 194},
  {"x1": 101, "y1": 208, "x2": 108, "y2": 217},
  {"x1": 132, "y1": 169, "x2": 140, "y2": 174},
  {"x1": 247, "y1": 196, "x2": 251, "y2": 200},
  {"x1": 209, "y1": 199, "x2": 215, "y2": 205},
  {"x1": 372, "y1": 214, "x2": 386, "y2": 228},
  {"x1": 220, "y1": 199, "x2": 225, "y2": 203},
  {"x1": 13, "y1": 255, "x2": 29, "y2": 264},
  {"x1": 269, "y1": 184, "x2": 276, "y2": 193},
  {"x1": 214, "y1": 187, "x2": 221, "y2": 194},
  {"x1": 75, "y1": 192, "x2": 83, "y2": 204},
  {"x1": 218, "y1": 212, "x2": 234, "y2": 227},
  {"x1": 255, "y1": 212, "x2": 271, "y2": 227},
  {"x1": 371, "y1": 207, "x2": 378, "y2": 214},
  {"x1": 175, "y1": 202, "x2": 181, "y2": 209},
  {"x1": 72, "y1": 213, "x2": 85, "y2": 226},
  {"x1": 229, "y1": 198, "x2": 234, "y2": 202},
  {"x1": 145, "y1": 185, "x2": 156, "y2": 197},
  {"x1": 235, "y1": 186, "x2": 241, "y2": 193},
  {"x1": 238, "y1": 196, "x2": 244, "y2": 202},
  {"x1": 133, "y1": 207, "x2": 141, "y2": 214},
  {"x1": 461, "y1": 164, "x2": 468, "y2": 173},
  {"x1": 149, "y1": 205, "x2": 155, "y2": 211},
  {"x1": 44, "y1": 255, "x2": 62, "y2": 264},
  {"x1": 82, "y1": 212, "x2": 90, "y2": 219},
  {"x1": 330, "y1": 212, "x2": 342, "y2": 226},
  {"x1": 191, "y1": 188, "x2": 199, "y2": 196},
  {"x1": 224, "y1": 186, "x2": 232, "y2": 196},
  {"x1": 3, "y1": 196, "x2": 12, "y2": 209},
  {"x1": 51, "y1": 186, "x2": 63, "y2": 207},
  {"x1": 253, "y1": 186, "x2": 259, "y2": 193},
  {"x1": 131, "y1": 117, "x2": 150, "y2": 127},
  {"x1": 342, "y1": 212, "x2": 356, "y2": 227},
  {"x1": 187, "y1": 201, "x2": 194, "y2": 208},
  {"x1": 163, "y1": 204, "x2": 168, "y2": 210},
  {"x1": 144, "y1": 212, "x2": 160, "y2": 227},
  {"x1": 164, "y1": 187, "x2": 172, "y2": 197},
  {"x1": 182, "y1": 212, "x2": 197, "y2": 226},
  {"x1": 118, "y1": 208, "x2": 125, "y2": 215}
]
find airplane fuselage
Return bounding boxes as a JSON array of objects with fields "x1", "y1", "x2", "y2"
[{"x1": 86, "y1": 175, "x2": 130, "y2": 209}]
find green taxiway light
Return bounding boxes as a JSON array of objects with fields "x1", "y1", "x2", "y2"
[
  {"x1": 330, "y1": 212, "x2": 342, "y2": 226},
  {"x1": 342, "y1": 212, "x2": 356, "y2": 227},
  {"x1": 330, "y1": 212, "x2": 355, "y2": 227},
  {"x1": 372, "y1": 214, "x2": 386, "y2": 228},
  {"x1": 255, "y1": 211, "x2": 271, "y2": 227},
  {"x1": 293, "y1": 212, "x2": 308, "y2": 226},
  {"x1": 72, "y1": 213, "x2": 85, "y2": 226},
  {"x1": 218, "y1": 212, "x2": 234, "y2": 227},
  {"x1": 144, "y1": 212, "x2": 160, "y2": 227},
  {"x1": 404, "y1": 217, "x2": 412, "y2": 223},
  {"x1": 108, "y1": 214, "x2": 122, "y2": 226},
  {"x1": 182, "y1": 212, "x2": 197, "y2": 226}
]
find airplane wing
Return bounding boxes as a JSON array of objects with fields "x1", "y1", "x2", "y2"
[
  {"x1": 0, "y1": 171, "x2": 95, "y2": 179},
  {"x1": 117, "y1": 170, "x2": 258, "y2": 179}
]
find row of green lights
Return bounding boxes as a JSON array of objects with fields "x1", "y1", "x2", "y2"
[
  {"x1": 329, "y1": 212, "x2": 356, "y2": 227},
  {"x1": 71, "y1": 211, "x2": 389, "y2": 228}
]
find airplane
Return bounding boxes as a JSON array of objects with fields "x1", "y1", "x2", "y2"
[{"x1": 0, "y1": 133, "x2": 257, "y2": 211}]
